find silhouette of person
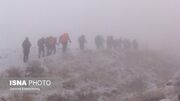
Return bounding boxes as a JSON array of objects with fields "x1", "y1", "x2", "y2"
[{"x1": 22, "y1": 37, "x2": 31, "y2": 63}]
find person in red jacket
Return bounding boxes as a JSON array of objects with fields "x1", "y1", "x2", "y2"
[{"x1": 59, "y1": 33, "x2": 71, "y2": 52}]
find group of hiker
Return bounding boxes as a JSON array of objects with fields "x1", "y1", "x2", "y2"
[
  {"x1": 37, "y1": 33, "x2": 71, "y2": 58},
  {"x1": 95, "y1": 35, "x2": 139, "y2": 50},
  {"x1": 22, "y1": 33, "x2": 71, "y2": 63},
  {"x1": 22, "y1": 33, "x2": 139, "y2": 63}
]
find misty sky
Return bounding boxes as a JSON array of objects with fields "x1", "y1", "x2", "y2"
[{"x1": 0, "y1": 0, "x2": 179, "y2": 51}]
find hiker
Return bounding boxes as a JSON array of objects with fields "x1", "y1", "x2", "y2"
[
  {"x1": 117, "y1": 37, "x2": 123, "y2": 49},
  {"x1": 37, "y1": 37, "x2": 45, "y2": 58},
  {"x1": 95, "y1": 35, "x2": 105, "y2": 49},
  {"x1": 46, "y1": 36, "x2": 57, "y2": 56},
  {"x1": 123, "y1": 38, "x2": 131, "y2": 50},
  {"x1": 78, "y1": 35, "x2": 87, "y2": 50},
  {"x1": 45, "y1": 37, "x2": 51, "y2": 56},
  {"x1": 52, "y1": 37, "x2": 57, "y2": 54},
  {"x1": 22, "y1": 37, "x2": 31, "y2": 63},
  {"x1": 112, "y1": 39, "x2": 119, "y2": 49},
  {"x1": 59, "y1": 33, "x2": 71, "y2": 53},
  {"x1": 132, "y1": 39, "x2": 139, "y2": 50},
  {"x1": 106, "y1": 36, "x2": 114, "y2": 49}
]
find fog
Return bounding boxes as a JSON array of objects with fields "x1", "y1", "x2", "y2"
[
  {"x1": 0, "y1": 0, "x2": 179, "y2": 53},
  {"x1": 1, "y1": 1, "x2": 180, "y2": 100}
]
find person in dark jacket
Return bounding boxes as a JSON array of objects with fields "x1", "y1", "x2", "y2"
[
  {"x1": 78, "y1": 35, "x2": 87, "y2": 50},
  {"x1": 37, "y1": 37, "x2": 45, "y2": 58},
  {"x1": 117, "y1": 37, "x2": 122, "y2": 49},
  {"x1": 106, "y1": 36, "x2": 114, "y2": 49},
  {"x1": 123, "y1": 38, "x2": 131, "y2": 50},
  {"x1": 95, "y1": 35, "x2": 104, "y2": 49},
  {"x1": 52, "y1": 37, "x2": 57, "y2": 55},
  {"x1": 45, "y1": 37, "x2": 51, "y2": 56},
  {"x1": 22, "y1": 37, "x2": 31, "y2": 63},
  {"x1": 132, "y1": 39, "x2": 139, "y2": 50}
]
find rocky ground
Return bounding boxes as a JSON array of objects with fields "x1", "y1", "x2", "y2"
[{"x1": 0, "y1": 49, "x2": 180, "y2": 101}]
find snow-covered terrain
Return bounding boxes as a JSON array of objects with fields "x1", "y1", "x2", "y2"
[{"x1": 0, "y1": 49, "x2": 180, "y2": 101}]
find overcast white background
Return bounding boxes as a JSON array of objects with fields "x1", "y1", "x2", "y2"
[{"x1": 0, "y1": 0, "x2": 179, "y2": 52}]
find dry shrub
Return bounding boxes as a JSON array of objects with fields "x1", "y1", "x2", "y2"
[
  {"x1": 62, "y1": 79, "x2": 76, "y2": 90},
  {"x1": 80, "y1": 69, "x2": 118, "y2": 86},
  {"x1": 46, "y1": 94, "x2": 77, "y2": 101},
  {"x1": 57, "y1": 67, "x2": 73, "y2": 79},
  {"x1": 126, "y1": 88, "x2": 165, "y2": 101},
  {"x1": 76, "y1": 92, "x2": 99, "y2": 101},
  {"x1": 9, "y1": 93, "x2": 21, "y2": 101},
  {"x1": 142, "y1": 93, "x2": 164, "y2": 101},
  {"x1": 124, "y1": 76, "x2": 147, "y2": 93},
  {"x1": 26, "y1": 60, "x2": 44, "y2": 77},
  {"x1": 46, "y1": 94, "x2": 59, "y2": 101},
  {"x1": 21, "y1": 93, "x2": 33, "y2": 101},
  {"x1": 6, "y1": 67, "x2": 23, "y2": 77},
  {"x1": 7, "y1": 93, "x2": 33, "y2": 101},
  {"x1": 1, "y1": 97, "x2": 7, "y2": 101},
  {"x1": 144, "y1": 89, "x2": 164, "y2": 101},
  {"x1": 46, "y1": 91, "x2": 99, "y2": 101}
]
